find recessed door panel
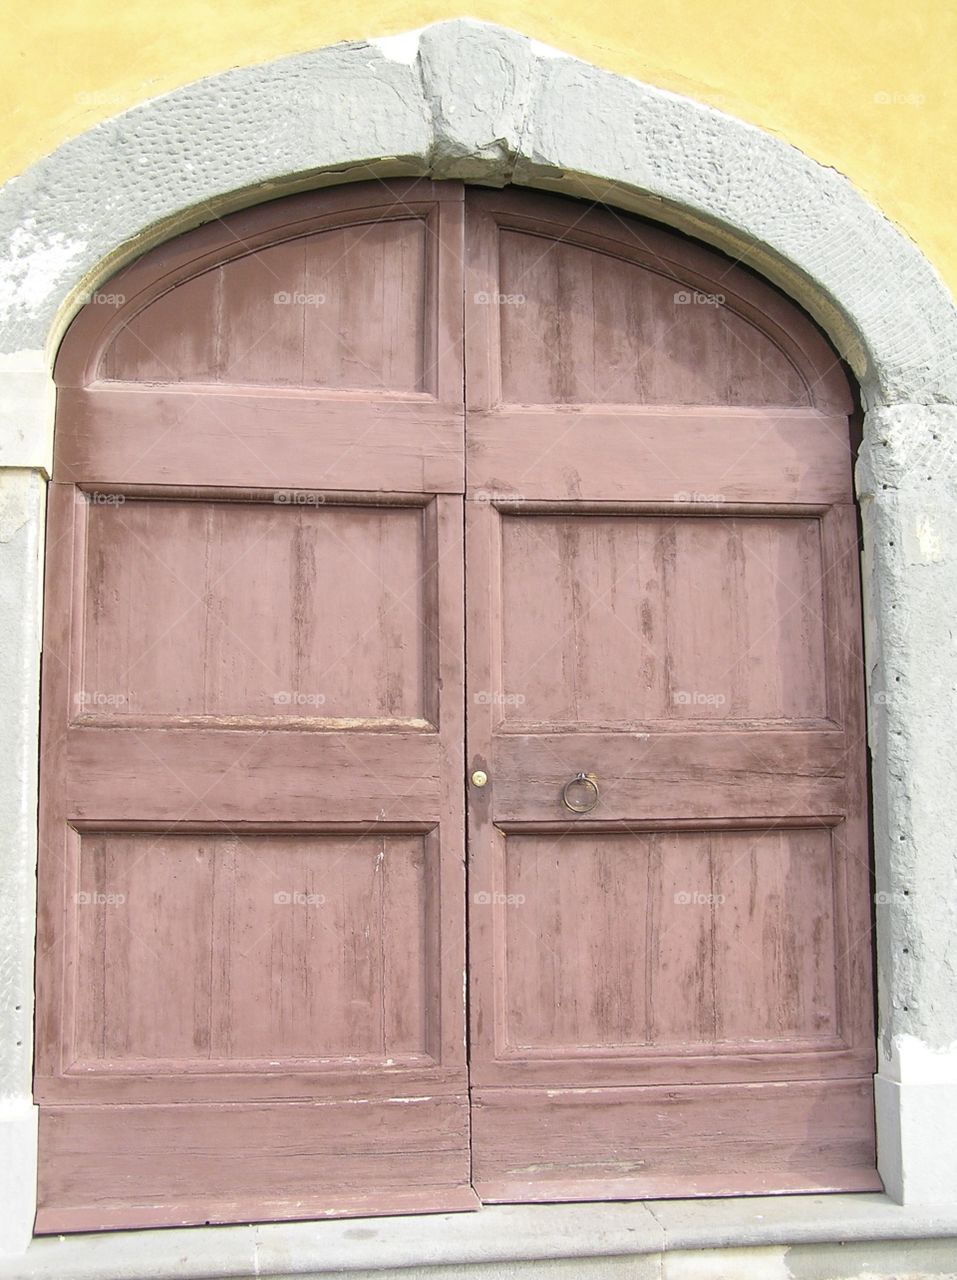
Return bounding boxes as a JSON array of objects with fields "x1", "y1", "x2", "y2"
[
  {"x1": 79, "y1": 496, "x2": 432, "y2": 725},
  {"x1": 72, "y1": 830, "x2": 435, "y2": 1067},
  {"x1": 499, "y1": 511, "x2": 829, "y2": 725},
  {"x1": 496, "y1": 228, "x2": 812, "y2": 407},
  {"x1": 499, "y1": 826, "x2": 839, "y2": 1054},
  {"x1": 102, "y1": 216, "x2": 430, "y2": 393}
]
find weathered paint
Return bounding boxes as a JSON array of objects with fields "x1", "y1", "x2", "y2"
[
  {"x1": 35, "y1": 181, "x2": 473, "y2": 1231},
  {"x1": 465, "y1": 187, "x2": 875, "y2": 1200}
]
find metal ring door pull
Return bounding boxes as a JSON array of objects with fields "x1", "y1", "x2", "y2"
[{"x1": 561, "y1": 772, "x2": 600, "y2": 813}]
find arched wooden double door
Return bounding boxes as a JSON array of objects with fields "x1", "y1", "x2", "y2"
[{"x1": 36, "y1": 180, "x2": 880, "y2": 1231}]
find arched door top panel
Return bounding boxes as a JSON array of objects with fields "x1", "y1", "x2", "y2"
[
  {"x1": 99, "y1": 216, "x2": 433, "y2": 393},
  {"x1": 51, "y1": 181, "x2": 466, "y2": 494},
  {"x1": 464, "y1": 189, "x2": 851, "y2": 413},
  {"x1": 54, "y1": 180, "x2": 462, "y2": 394},
  {"x1": 54, "y1": 180, "x2": 851, "y2": 414}
]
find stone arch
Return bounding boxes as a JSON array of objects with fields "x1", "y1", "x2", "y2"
[{"x1": 1, "y1": 21, "x2": 955, "y2": 405}]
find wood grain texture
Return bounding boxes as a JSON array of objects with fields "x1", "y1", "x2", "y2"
[
  {"x1": 496, "y1": 227, "x2": 811, "y2": 406},
  {"x1": 55, "y1": 179, "x2": 465, "y2": 395},
  {"x1": 466, "y1": 408, "x2": 852, "y2": 504},
  {"x1": 79, "y1": 495, "x2": 430, "y2": 722},
  {"x1": 71, "y1": 831, "x2": 435, "y2": 1066},
  {"x1": 470, "y1": 1080, "x2": 882, "y2": 1200},
  {"x1": 500, "y1": 827, "x2": 839, "y2": 1052},
  {"x1": 38, "y1": 181, "x2": 470, "y2": 1229},
  {"x1": 54, "y1": 180, "x2": 465, "y2": 496},
  {"x1": 464, "y1": 188, "x2": 874, "y2": 1197},
  {"x1": 36, "y1": 1097, "x2": 477, "y2": 1232},
  {"x1": 61, "y1": 728, "x2": 450, "y2": 826},
  {"x1": 499, "y1": 511, "x2": 828, "y2": 724},
  {"x1": 463, "y1": 187, "x2": 852, "y2": 416},
  {"x1": 55, "y1": 388, "x2": 464, "y2": 494},
  {"x1": 104, "y1": 217, "x2": 429, "y2": 392}
]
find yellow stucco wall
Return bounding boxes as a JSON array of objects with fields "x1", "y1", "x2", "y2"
[{"x1": 3, "y1": 2, "x2": 953, "y2": 298}]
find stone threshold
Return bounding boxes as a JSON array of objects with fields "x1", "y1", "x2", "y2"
[{"x1": 1, "y1": 1194, "x2": 957, "y2": 1279}]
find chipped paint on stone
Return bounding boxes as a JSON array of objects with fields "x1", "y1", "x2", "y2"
[
  {"x1": 885, "y1": 1035, "x2": 957, "y2": 1085},
  {"x1": 369, "y1": 29, "x2": 425, "y2": 65},
  {"x1": 907, "y1": 513, "x2": 945, "y2": 564},
  {"x1": 0, "y1": 221, "x2": 87, "y2": 327}
]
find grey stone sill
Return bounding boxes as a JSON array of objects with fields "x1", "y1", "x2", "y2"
[{"x1": 3, "y1": 1195, "x2": 957, "y2": 1279}]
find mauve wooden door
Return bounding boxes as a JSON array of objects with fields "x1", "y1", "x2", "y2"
[
  {"x1": 36, "y1": 180, "x2": 475, "y2": 1230},
  {"x1": 37, "y1": 181, "x2": 878, "y2": 1229},
  {"x1": 464, "y1": 189, "x2": 879, "y2": 1199}
]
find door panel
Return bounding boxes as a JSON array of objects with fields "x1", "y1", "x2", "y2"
[
  {"x1": 494, "y1": 227, "x2": 814, "y2": 407},
  {"x1": 37, "y1": 180, "x2": 474, "y2": 1231},
  {"x1": 79, "y1": 494, "x2": 432, "y2": 724},
  {"x1": 464, "y1": 188, "x2": 878, "y2": 1197},
  {"x1": 499, "y1": 826, "x2": 839, "y2": 1052},
  {"x1": 39, "y1": 1096, "x2": 473, "y2": 1231},
  {"x1": 467, "y1": 194, "x2": 852, "y2": 415},
  {"x1": 498, "y1": 510, "x2": 830, "y2": 724},
  {"x1": 71, "y1": 830, "x2": 435, "y2": 1066},
  {"x1": 103, "y1": 216, "x2": 431, "y2": 392},
  {"x1": 467, "y1": 409, "x2": 853, "y2": 504},
  {"x1": 55, "y1": 389, "x2": 465, "y2": 492}
]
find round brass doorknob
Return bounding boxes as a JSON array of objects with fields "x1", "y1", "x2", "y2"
[{"x1": 561, "y1": 772, "x2": 600, "y2": 813}]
